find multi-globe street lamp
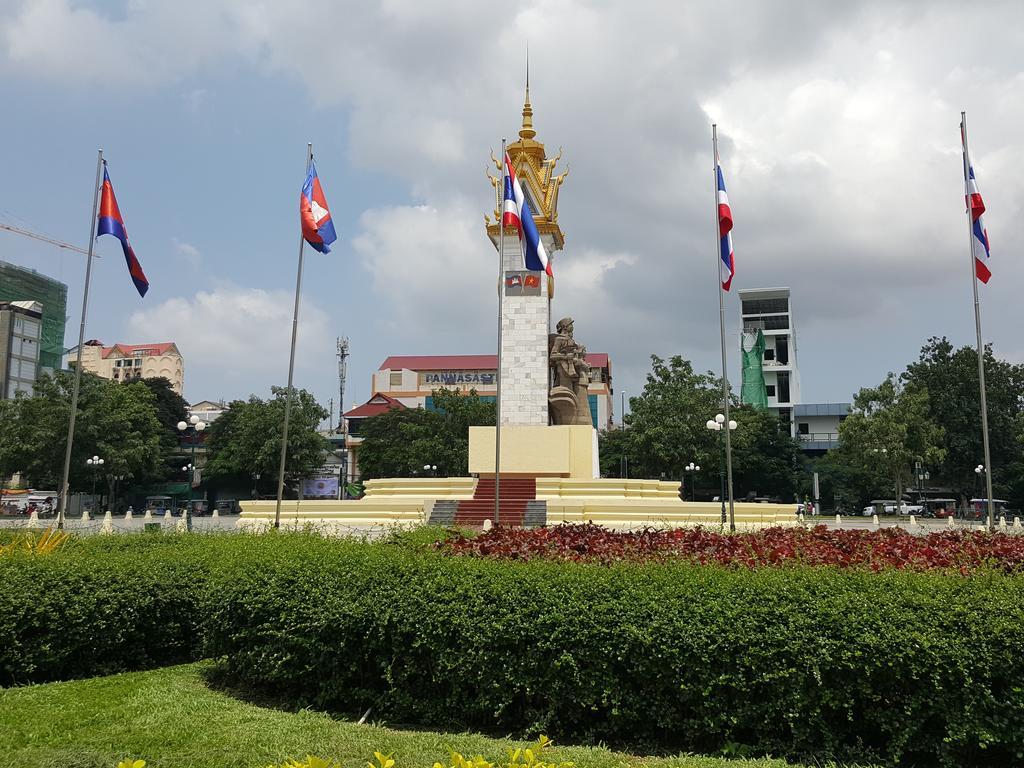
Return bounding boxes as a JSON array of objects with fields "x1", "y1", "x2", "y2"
[
  {"x1": 423, "y1": 464, "x2": 438, "y2": 477},
  {"x1": 684, "y1": 461, "x2": 701, "y2": 502},
  {"x1": 176, "y1": 414, "x2": 206, "y2": 532},
  {"x1": 86, "y1": 455, "x2": 104, "y2": 516},
  {"x1": 705, "y1": 414, "x2": 736, "y2": 525}
]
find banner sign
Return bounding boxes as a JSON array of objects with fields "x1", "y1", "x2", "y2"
[
  {"x1": 419, "y1": 371, "x2": 496, "y2": 387},
  {"x1": 504, "y1": 270, "x2": 543, "y2": 296},
  {"x1": 303, "y1": 475, "x2": 339, "y2": 498}
]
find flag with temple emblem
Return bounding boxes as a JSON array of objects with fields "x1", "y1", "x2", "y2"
[
  {"x1": 300, "y1": 160, "x2": 337, "y2": 254},
  {"x1": 717, "y1": 161, "x2": 734, "y2": 291},
  {"x1": 502, "y1": 153, "x2": 550, "y2": 275},
  {"x1": 97, "y1": 165, "x2": 149, "y2": 297},
  {"x1": 961, "y1": 122, "x2": 992, "y2": 283}
]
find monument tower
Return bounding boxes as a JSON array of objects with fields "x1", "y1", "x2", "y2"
[{"x1": 487, "y1": 83, "x2": 568, "y2": 426}]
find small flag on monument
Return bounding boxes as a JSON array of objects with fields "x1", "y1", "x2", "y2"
[
  {"x1": 97, "y1": 164, "x2": 149, "y2": 297},
  {"x1": 300, "y1": 160, "x2": 337, "y2": 253},
  {"x1": 502, "y1": 152, "x2": 551, "y2": 275},
  {"x1": 716, "y1": 159, "x2": 735, "y2": 291},
  {"x1": 961, "y1": 122, "x2": 992, "y2": 283}
]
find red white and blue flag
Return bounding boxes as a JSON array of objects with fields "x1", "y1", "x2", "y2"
[
  {"x1": 502, "y1": 153, "x2": 551, "y2": 275},
  {"x1": 961, "y1": 124, "x2": 992, "y2": 283},
  {"x1": 717, "y1": 161, "x2": 735, "y2": 291},
  {"x1": 300, "y1": 160, "x2": 337, "y2": 254},
  {"x1": 97, "y1": 165, "x2": 149, "y2": 297}
]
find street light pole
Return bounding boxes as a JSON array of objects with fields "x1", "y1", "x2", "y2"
[
  {"x1": 706, "y1": 415, "x2": 737, "y2": 528},
  {"x1": 177, "y1": 414, "x2": 206, "y2": 532},
  {"x1": 86, "y1": 455, "x2": 104, "y2": 516}
]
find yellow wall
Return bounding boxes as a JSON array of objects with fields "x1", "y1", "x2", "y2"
[{"x1": 469, "y1": 425, "x2": 598, "y2": 478}]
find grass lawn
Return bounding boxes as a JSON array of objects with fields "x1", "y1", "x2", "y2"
[{"x1": 0, "y1": 663, "x2": 859, "y2": 768}]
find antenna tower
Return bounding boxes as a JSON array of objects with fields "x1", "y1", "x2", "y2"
[{"x1": 336, "y1": 337, "x2": 350, "y2": 435}]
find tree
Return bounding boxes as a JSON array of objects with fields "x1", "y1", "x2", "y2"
[
  {"x1": 356, "y1": 389, "x2": 495, "y2": 480},
  {"x1": 826, "y1": 374, "x2": 945, "y2": 510},
  {"x1": 902, "y1": 337, "x2": 1024, "y2": 500},
  {"x1": 133, "y1": 376, "x2": 189, "y2": 480},
  {"x1": 0, "y1": 371, "x2": 164, "y2": 491},
  {"x1": 619, "y1": 355, "x2": 722, "y2": 479},
  {"x1": 728, "y1": 405, "x2": 804, "y2": 501},
  {"x1": 203, "y1": 387, "x2": 328, "y2": 494},
  {"x1": 600, "y1": 355, "x2": 803, "y2": 500}
]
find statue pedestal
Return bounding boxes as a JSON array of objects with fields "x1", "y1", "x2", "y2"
[{"x1": 469, "y1": 425, "x2": 599, "y2": 479}]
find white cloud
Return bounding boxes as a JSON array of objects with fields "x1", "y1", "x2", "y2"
[
  {"x1": 172, "y1": 238, "x2": 201, "y2": 268},
  {"x1": 127, "y1": 285, "x2": 331, "y2": 400},
  {"x1": 8, "y1": 0, "x2": 1024, "y2": 403}
]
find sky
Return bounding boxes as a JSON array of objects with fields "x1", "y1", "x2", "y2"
[{"x1": 2, "y1": 0, "x2": 1023, "y2": 425}]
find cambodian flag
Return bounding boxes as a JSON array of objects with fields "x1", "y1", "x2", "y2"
[
  {"x1": 300, "y1": 160, "x2": 337, "y2": 254},
  {"x1": 961, "y1": 124, "x2": 992, "y2": 283},
  {"x1": 717, "y1": 162, "x2": 734, "y2": 291},
  {"x1": 97, "y1": 165, "x2": 149, "y2": 297},
  {"x1": 502, "y1": 153, "x2": 550, "y2": 275}
]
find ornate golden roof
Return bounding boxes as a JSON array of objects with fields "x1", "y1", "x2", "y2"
[{"x1": 486, "y1": 82, "x2": 568, "y2": 251}]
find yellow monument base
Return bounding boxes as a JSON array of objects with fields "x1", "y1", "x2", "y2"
[{"x1": 468, "y1": 424, "x2": 598, "y2": 478}]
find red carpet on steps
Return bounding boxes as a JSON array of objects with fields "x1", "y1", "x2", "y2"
[{"x1": 454, "y1": 477, "x2": 536, "y2": 527}]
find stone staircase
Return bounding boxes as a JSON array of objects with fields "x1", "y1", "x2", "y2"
[{"x1": 454, "y1": 477, "x2": 543, "y2": 527}]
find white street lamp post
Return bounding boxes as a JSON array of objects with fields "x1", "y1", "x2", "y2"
[
  {"x1": 706, "y1": 415, "x2": 737, "y2": 525},
  {"x1": 176, "y1": 414, "x2": 206, "y2": 532},
  {"x1": 86, "y1": 455, "x2": 104, "y2": 516},
  {"x1": 684, "y1": 461, "x2": 701, "y2": 502}
]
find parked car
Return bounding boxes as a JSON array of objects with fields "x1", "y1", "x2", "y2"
[
  {"x1": 921, "y1": 498, "x2": 957, "y2": 518},
  {"x1": 215, "y1": 499, "x2": 241, "y2": 514},
  {"x1": 861, "y1": 500, "x2": 920, "y2": 516}
]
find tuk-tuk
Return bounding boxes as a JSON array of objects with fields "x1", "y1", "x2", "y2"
[{"x1": 921, "y1": 498, "x2": 957, "y2": 518}]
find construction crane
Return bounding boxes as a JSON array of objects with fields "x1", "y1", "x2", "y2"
[{"x1": 0, "y1": 222, "x2": 93, "y2": 256}]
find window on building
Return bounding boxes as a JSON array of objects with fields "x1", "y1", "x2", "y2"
[
  {"x1": 761, "y1": 315, "x2": 789, "y2": 330},
  {"x1": 764, "y1": 349, "x2": 775, "y2": 361},
  {"x1": 798, "y1": 422, "x2": 810, "y2": 435},
  {"x1": 777, "y1": 372, "x2": 790, "y2": 403},
  {"x1": 21, "y1": 318, "x2": 40, "y2": 339},
  {"x1": 741, "y1": 298, "x2": 789, "y2": 315},
  {"x1": 389, "y1": 372, "x2": 402, "y2": 387},
  {"x1": 776, "y1": 338, "x2": 789, "y2": 365},
  {"x1": 766, "y1": 384, "x2": 776, "y2": 397}
]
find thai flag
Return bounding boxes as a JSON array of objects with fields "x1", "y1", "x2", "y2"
[
  {"x1": 502, "y1": 153, "x2": 550, "y2": 275},
  {"x1": 962, "y1": 126, "x2": 992, "y2": 283},
  {"x1": 717, "y1": 162, "x2": 735, "y2": 291},
  {"x1": 97, "y1": 165, "x2": 149, "y2": 297},
  {"x1": 300, "y1": 160, "x2": 337, "y2": 254}
]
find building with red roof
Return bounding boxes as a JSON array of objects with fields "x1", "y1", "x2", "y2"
[{"x1": 67, "y1": 339, "x2": 185, "y2": 394}]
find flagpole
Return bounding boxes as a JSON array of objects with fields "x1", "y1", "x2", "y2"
[
  {"x1": 712, "y1": 125, "x2": 736, "y2": 532},
  {"x1": 57, "y1": 149, "x2": 104, "y2": 530},
  {"x1": 275, "y1": 141, "x2": 313, "y2": 529},
  {"x1": 494, "y1": 139, "x2": 506, "y2": 527},
  {"x1": 961, "y1": 112, "x2": 995, "y2": 532}
]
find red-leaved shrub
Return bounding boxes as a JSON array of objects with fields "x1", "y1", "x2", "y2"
[{"x1": 438, "y1": 523, "x2": 1024, "y2": 572}]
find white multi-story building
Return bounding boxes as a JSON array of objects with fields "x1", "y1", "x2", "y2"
[
  {"x1": 739, "y1": 287, "x2": 801, "y2": 433},
  {"x1": 0, "y1": 300, "x2": 43, "y2": 399},
  {"x1": 67, "y1": 340, "x2": 185, "y2": 394}
]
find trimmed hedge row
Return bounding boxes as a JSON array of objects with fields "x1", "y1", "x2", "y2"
[{"x1": 3, "y1": 532, "x2": 1024, "y2": 766}]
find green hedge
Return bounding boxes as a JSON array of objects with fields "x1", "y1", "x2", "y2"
[
  {"x1": 2, "y1": 532, "x2": 1023, "y2": 767},
  {"x1": 0, "y1": 533, "x2": 226, "y2": 684},
  {"x1": 203, "y1": 537, "x2": 1024, "y2": 767}
]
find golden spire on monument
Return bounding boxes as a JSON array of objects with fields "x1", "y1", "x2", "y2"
[{"x1": 486, "y1": 70, "x2": 569, "y2": 251}]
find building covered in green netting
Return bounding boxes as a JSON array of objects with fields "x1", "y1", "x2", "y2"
[{"x1": 0, "y1": 260, "x2": 68, "y2": 374}]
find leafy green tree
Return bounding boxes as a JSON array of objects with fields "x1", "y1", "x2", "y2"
[
  {"x1": 620, "y1": 355, "x2": 722, "y2": 479},
  {"x1": 133, "y1": 376, "x2": 189, "y2": 479},
  {"x1": 601, "y1": 355, "x2": 802, "y2": 499},
  {"x1": 827, "y1": 374, "x2": 945, "y2": 510},
  {"x1": 0, "y1": 371, "x2": 164, "y2": 491},
  {"x1": 356, "y1": 389, "x2": 495, "y2": 480},
  {"x1": 728, "y1": 405, "x2": 804, "y2": 501},
  {"x1": 902, "y1": 337, "x2": 1024, "y2": 500},
  {"x1": 203, "y1": 387, "x2": 328, "y2": 494}
]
